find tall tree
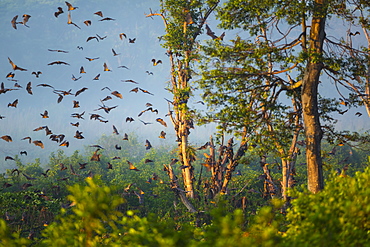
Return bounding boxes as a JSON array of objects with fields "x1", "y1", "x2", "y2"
[
  {"x1": 301, "y1": 0, "x2": 327, "y2": 193},
  {"x1": 198, "y1": 0, "x2": 369, "y2": 195},
  {"x1": 197, "y1": 0, "x2": 306, "y2": 199},
  {"x1": 146, "y1": 0, "x2": 220, "y2": 198}
]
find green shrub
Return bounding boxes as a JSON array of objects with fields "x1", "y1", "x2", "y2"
[
  {"x1": 40, "y1": 177, "x2": 125, "y2": 246},
  {"x1": 0, "y1": 219, "x2": 30, "y2": 247},
  {"x1": 284, "y1": 167, "x2": 370, "y2": 247}
]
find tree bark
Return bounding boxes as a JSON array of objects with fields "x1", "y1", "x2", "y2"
[{"x1": 301, "y1": 0, "x2": 327, "y2": 193}]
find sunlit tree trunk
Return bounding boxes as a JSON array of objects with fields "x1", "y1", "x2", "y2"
[
  {"x1": 147, "y1": 1, "x2": 219, "y2": 199},
  {"x1": 301, "y1": 0, "x2": 327, "y2": 193}
]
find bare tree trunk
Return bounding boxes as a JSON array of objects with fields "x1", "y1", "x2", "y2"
[
  {"x1": 146, "y1": 3, "x2": 220, "y2": 199},
  {"x1": 301, "y1": 0, "x2": 327, "y2": 193},
  {"x1": 220, "y1": 137, "x2": 248, "y2": 194},
  {"x1": 164, "y1": 163, "x2": 197, "y2": 213},
  {"x1": 202, "y1": 134, "x2": 248, "y2": 197},
  {"x1": 260, "y1": 156, "x2": 278, "y2": 198}
]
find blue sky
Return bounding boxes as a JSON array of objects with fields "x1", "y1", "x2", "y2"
[{"x1": 0, "y1": 1, "x2": 189, "y2": 166}]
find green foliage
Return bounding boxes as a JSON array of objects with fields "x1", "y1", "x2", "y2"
[
  {"x1": 1, "y1": 164, "x2": 370, "y2": 246},
  {"x1": 0, "y1": 190, "x2": 60, "y2": 240},
  {"x1": 40, "y1": 177, "x2": 190, "y2": 247},
  {"x1": 0, "y1": 219, "x2": 30, "y2": 247},
  {"x1": 284, "y1": 166, "x2": 370, "y2": 247},
  {"x1": 41, "y1": 178, "x2": 125, "y2": 246}
]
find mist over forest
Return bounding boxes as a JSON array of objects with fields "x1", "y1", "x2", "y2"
[{"x1": 0, "y1": 0, "x2": 218, "y2": 170}]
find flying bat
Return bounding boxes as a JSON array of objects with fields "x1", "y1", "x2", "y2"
[
  {"x1": 71, "y1": 111, "x2": 85, "y2": 119},
  {"x1": 156, "y1": 118, "x2": 167, "y2": 127},
  {"x1": 48, "y1": 49, "x2": 68, "y2": 53},
  {"x1": 33, "y1": 126, "x2": 46, "y2": 131},
  {"x1": 11, "y1": 15, "x2": 19, "y2": 29},
  {"x1": 145, "y1": 139, "x2": 152, "y2": 150},
  {"x1": 99, "y1": 17, "x2": 115, "y2": 21},
  {"x1": 56, "y1": 94, "x2": 64, "y2": 103},
  {"x1": 113, "y1": 125, "x2": 119, "y2": 135},
  {"x1": 139, "y1": 120, "x2": 152, "y2": 125},
  {"x1": 117, "y1": 65, "x2": 129, "y2": 69},
  {"x1": 151, "y1": 59, "x2": 162, "y2": 66},
  {"x1": 95, "y1": 104, "x2": 117, "y2": 114},
  {"x1": 33, "y1": 140, "x2": 44, "y2": 149},
  {"x1": 69, "y1": 165, "x2": 79, "y2": 176},
  {"x1": 86, "y1": 36, "x2": 99, "y2": 42},
  {"x1": 21, "y1": 14, "x2": 31, "y2": 27},
  {"x1": 72, "y1": 74, "x2": 81, "y2": 81},
  {"x1": 8, "y1": 99, "x2": 18, "y2": 108},
  {"x1": 74, "y1": 130, "x2": 84, "y2": 139},
  {"x1": 159, "y1": 131, "x2": 166, "y2": 139},
  {"x1": 86, "y1": 57, "x2": 99, "y2": 62},
  {"x1": 32, "y1": 71, "x2": 42, "y2": 77},
  {"x1": 67, "y1": 12, "x2": 80, "y2": 29},
  {"x1": 1, "y1": 135, "x2": 12, "y2": 142},
  {"x1": 111, "y1": 91, "x2": 122, "y2": 99},
  {"x1": 101, "y1": 87, "x2": 111, "y2": 91},
  {"x1": 96, "y1": 34, "x2": 107, "y2": 40},
  {"x1": 65, "y1": 1, "x2": 78, "y2": 11},
  {"x1": 128, "y1": 161, "x2": 140, "y2": 171},
  {"x1": 37, "y1": 84, "x2": 54, "y2": 89},
  {"x1": 205, "y1": 24, "x2": 225, "y2": 40},
  {"x1": 5, "y1": 156, "x2": 15, "y2": 161},
  {"x1": 8, "y1": 57, "x2": 27, "y2": 71},
  {"x1": 73, "y1": 100, "x2": 80, "y2": 108},
  {"x1": 123, "y1": 133, "x2": 128, "y2": 140},
  {"x1": 349, "y1": 31, "x2": 361, "y2": 36},
  {"x1": 26, "y1": 82, "x2": 32, "y2": 95},
  {"x1": 84, "y1": 20, "x2": 91, "y2": 26},
  {"x1": 71, "y1": 122, "x2": 79, "y2": 127},
  {"x1": 119, "y1": 33, "x2": 126, "y2": 40},
  {"x1": 22, "y1": 173, "x2": 36, "y2": 180},
  {"x1": 94, "y1": 11, "x2": 103, "y2": 17},
  {"x1": 22, "y1": 183, "x2": 33, "y2": 190},
  {"x1": 122, "y1": 79, "x2": 138, "y2": 84},
  {"x1": 126, "y1": 117, "x2": 134, "y2": 122},
  {"x1": 90, "y1": 149, "x2": 101, "y2": 161},
  {"x1": 139, "y1": 88, "x2": 154, "y2": 95},
  {"x1": 6, "y1": 72, "x2": 15, "y2": 78},
  {"x1": 103, "y1": 62, "x2": 111, "y2": 71},
  {"x1": 54, "y1": 7, "x2": 64, "y2": 18},
  {"x1": 59, "y1": 163, "x2": 68, "y2": 171},
  {"x1": 75, "y1": 87, "x2": 88, "y2": 97},
  {"x1": 101, "y1": 95, "x2": 112, "y2": 102},
  {"x1": 112, "y1": 48, "x2": 120, "y2": 56},
  {"x1": 59, "y1": 140, "x2": 69, "y2": 147},
  {"x1": 21, "y1": 136, "x2": 32, "y2": 143},
  {"x1": 48, "y1": 61, "x2": 70, "y2": 65},
  {"x1": 80, "y1": 66, "x2": 86, "y2": 73},
  {"x1": 40, "y1": 110, "x2": 49, "y2": 118}
]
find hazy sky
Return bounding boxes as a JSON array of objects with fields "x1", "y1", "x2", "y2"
[
  {"x1": 0, "y1": 0, "x2": 369, "y2": 171},
  {"x1": 0, "y1": 0, "x2": 214, "y2": 169}
]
